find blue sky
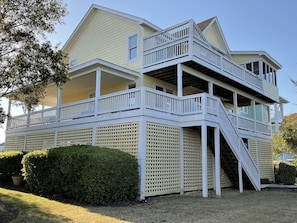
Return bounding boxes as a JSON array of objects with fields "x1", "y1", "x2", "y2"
[{"x1": 1, "y1": 0, "x2": 296, "y2": 143}]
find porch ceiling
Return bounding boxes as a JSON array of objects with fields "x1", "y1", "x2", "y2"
[{"x1": 143, "y1": 61, "x2": 275, "y2": 103}]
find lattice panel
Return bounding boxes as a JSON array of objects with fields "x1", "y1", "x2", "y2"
[
  {"x1": 57, "y1": 128, "x2": 93, "y2": 147},
  {"x1": 25, "y1": 132, "x2": 55, "y2": 151},
  {"x1": 146, "y1": 122, "x2": 180, "y2": 196},
  {"x1": 183, "y1": 128, "x2": 201, "y2": 191},
  {"x1": 95, "y1": 122, "x2": 139, "y2": 157},
  {"x1": 5, "y1": 135, "x2": 25, "y2": 151}
]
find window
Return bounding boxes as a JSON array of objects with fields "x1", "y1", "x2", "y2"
[
  {"x1": 245, "y1": 61, "x2": 259, "y2": 75},
  {"x1": 127, "y1": 34, "x2": 138, "y2": 62},
  {"x1": 128, "y1": 82, "x2": 136, "y2": 89}
]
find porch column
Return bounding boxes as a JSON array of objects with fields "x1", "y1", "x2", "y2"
[
  {"x1": 202, "y1": 124, "x2": 208, "y2": 198},
  {"x1": 274, "y1": 103, "x2": 279, "y2": 131},
  {"x1": 177, "y1": 63, "x2": 183, "y2": 97},
  {"x1": 214, "y1": 127, "x2": 221, "y2": 197},
  {"x1": 208, "y1": 82, "x2": 213, "y2": 95},
  {"x1": 251, "y1": 99, "x2": 256, "y2": 132},
  {"x1": 180, "y1": 128, "x2": 184, "y2": 194},
  {"x1": 138, "y1": 117, "x2": 147, "y2": 200},
  {"x1": 56, "y1": 85, "x2": 62, "y2": 122},
  {"x1": 95, "y1": 69, "x2": 101, "y2": 114},
  {"x1": 233, "y1": 92, "x2": 238, "y2": 128},
  {"x1": 238, "y1": 160, "x2": 243, "y2": 193}
]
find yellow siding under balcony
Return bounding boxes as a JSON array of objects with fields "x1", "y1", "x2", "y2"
[
  {"x1": 143, "y1": 75, "x2": 177, "y2": 93},
  {"x1": 66, "y1": 10, "x2": 144, "y2": 72},
  {"x1": 249, "y1": 139, "x2": 273, "y2": 181}
]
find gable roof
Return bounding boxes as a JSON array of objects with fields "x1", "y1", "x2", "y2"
[
  {"x1": 197, "y1": 17, "x2": 231, "y2": 56},
  {"x1": 197, "y1": 17, "x2": 215, "y2": 32},
  {"x1": 63, "y1": 4, "x2": 161, "y2": 51}
]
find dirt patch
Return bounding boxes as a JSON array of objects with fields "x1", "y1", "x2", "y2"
[{"x1": 0, "y1": 200, "x2": 18, "y2": 223}]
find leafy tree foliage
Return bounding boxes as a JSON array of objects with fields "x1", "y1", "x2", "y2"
[
  {"x1": 0, "y1": 0, "x2": 69, "y2": 111},
  {"x1": 279, "y1": 113, "x2": 297, "y2": 154},
  {"x1": 272, "y1": 132, "x2": 289, "y2": 159}
]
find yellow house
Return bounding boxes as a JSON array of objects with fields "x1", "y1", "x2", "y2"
[{"x1": 5, "y1": 4, "x2": 283, "y2": 199}]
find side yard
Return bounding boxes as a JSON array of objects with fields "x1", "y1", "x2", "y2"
[{"x1": 1, "y1": 187, "x2": 297, "y2": 223}]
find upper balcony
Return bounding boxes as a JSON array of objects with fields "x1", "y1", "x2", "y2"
[{"x1": 142, "y1": 20, "x2": 279, "y2": 103}]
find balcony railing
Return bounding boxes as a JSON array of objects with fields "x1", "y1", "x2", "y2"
[
  {"x1": 143, "y1": 20, "x2": 265, "y2": 92},
  {"x1": 7, "y1": 88, "x2": 271, "y2": 136}
]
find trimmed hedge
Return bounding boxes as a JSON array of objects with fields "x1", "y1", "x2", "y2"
[
  {"x1": 0, "y1": 151, "x2": 25, "y2": 184},
  {"x1": 22, "y1": 145, "x2": 139, "y2": 204},
  {"x1": 275, "y1": 162, "x2": 296, "y2": 185}
]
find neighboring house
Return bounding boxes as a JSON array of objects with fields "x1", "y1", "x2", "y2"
[
  {"x1": 0, "y1": 143, "x2": 4, "y2": 152},
  {"x1": 5, "y1": 4, "x2": 283, "y2": 199}
]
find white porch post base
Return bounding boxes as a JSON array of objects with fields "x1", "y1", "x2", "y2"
[{"x1": 202, "y1": 124, "x2": 208, "y2": 198}]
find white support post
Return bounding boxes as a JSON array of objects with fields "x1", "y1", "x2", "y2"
[
  {"x1": 177, "y1": 63, "x2": 183, "y2": 97},
  {"x1": 56, "y1": 85, "x2": 62, "y2": 122},
  {"x1": 138, "y1": 118, "x2": 147, "y2": 201},
  {"x1": 238, "y1": 160, "x2": 243, "y2": 193},
  {"x1": 208, "y1": 82, "x2": 213, "y2": 95},
  {"x1": 202, "y1": 124, "x2": 208, "y2": 198},
  {"x1": 215, "y1": 127, "x2": 221, "y2": 197},
  {"x1": 251, "y1": 99, "x2": 256, "y2": 132},
  {"x1": 95, "y1": 69, "x2": 101, "y2": 115},
  {"x1": 233, "y1": 92, "x2": 238, "y2": 127},
  {"x1": 180, "y1": 128, "x2": 184, "y2": 194}
]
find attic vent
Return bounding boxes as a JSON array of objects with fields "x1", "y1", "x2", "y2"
[{"x1": 69, "y1": 58, "x2": 77, "y2": 67}]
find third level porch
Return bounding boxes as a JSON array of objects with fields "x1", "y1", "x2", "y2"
[{"x1": 142, "y1": 20, "x2": 279, "y2": 103}]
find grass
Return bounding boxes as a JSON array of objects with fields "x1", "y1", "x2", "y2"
[{"x1": 1, "y1": 187, "x2": 297, "y2": 223}]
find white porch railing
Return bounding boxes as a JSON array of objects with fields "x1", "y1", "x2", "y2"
[
  {"x1": 143, "y1": 20, "x2": 267, "y2": 93},
  {"x1": 208, "y1": 95, "x2": 260, "y2": 190},
  {"x1": 7, "y1": 88, "x2": 271, "y2": 138}
]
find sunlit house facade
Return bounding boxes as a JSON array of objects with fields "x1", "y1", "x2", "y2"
[{"x1": 5, "y1": 5, "x2": 282, "y2": 199}]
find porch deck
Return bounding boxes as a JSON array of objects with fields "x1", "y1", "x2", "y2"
[{"x1": 7, "y1": 87, "x2": 271, "y2": 137}]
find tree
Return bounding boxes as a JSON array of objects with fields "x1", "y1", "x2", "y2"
[
  {"x1": 272, "y1": 132, "x2": 289, "y2": 159},
  {"x1": 279, "y1": 113, "x2": 297, "y2": 154},
  {"x1": 0, "y1": 0, "x2": 69, "y2": 112}
]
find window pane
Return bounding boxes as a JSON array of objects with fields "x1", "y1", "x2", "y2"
[
  {"x1": 129, "y1": 35, "x2": 137, "y2": 48},
  {"x1": 130, "y1": 48, "x2": 137, "y2": 59}
]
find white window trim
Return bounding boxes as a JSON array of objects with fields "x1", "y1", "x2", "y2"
[
  {"x1": 154, "y1": 83, "x2": 175, "y2": 95},
  {"x1": 127, "y1": 32, "x2": 139, "y2": 64}
]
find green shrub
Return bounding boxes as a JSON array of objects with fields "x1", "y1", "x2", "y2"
[
  {"x1": 23, "y1": 145, "x2": 139, "y2": 204},
  {"x1": 0, "y1": 151, "x2": 25, "y2": 184},
  {"x1": 275, "y1": 162, "x2": 296, "y2": 185}
]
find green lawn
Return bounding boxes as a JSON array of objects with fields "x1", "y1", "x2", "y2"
[{"x1": 1, "y1": 187, "x2": 297, "y2": 223}]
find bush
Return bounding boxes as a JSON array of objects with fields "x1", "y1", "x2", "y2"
[
  {"x1": 22, "y1": 145, "x2": 139, "y2": 204},
  {"x1": 275, "y1": 162, "x2": 296, "y2": 185},
  {"x1": 0, "y1": 151, "x2": 25, "y2": 184}
]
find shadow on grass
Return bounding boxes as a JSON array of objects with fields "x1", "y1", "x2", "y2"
[{"x1": 0, "y1": 191, "x2": 71, "y2": 223}]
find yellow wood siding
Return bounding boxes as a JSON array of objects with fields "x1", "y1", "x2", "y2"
[
  {"x1": 204, "y1": 24, "x2": 228, "y2": 54},
  {"x1": 258, "y1": 141, "x2": 274, "y2": 181},
  {"x1": 143, "y1": 75, "x2": 177, "y2": 93},
  {"x1": 232, "y1": 54, "x2": 259, "y2": 64},
  {"x1": 66, "y1": 10, "x2": 144, "y2": 72}
]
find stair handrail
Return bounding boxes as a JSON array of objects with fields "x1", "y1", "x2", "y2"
[{"x1": 205, "y1": 94, "x2": 260, "y2": 190}]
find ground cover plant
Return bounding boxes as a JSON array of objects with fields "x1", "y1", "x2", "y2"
[{"x1": 1, "y1": 187, "x2": 297, "y2": 223}]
